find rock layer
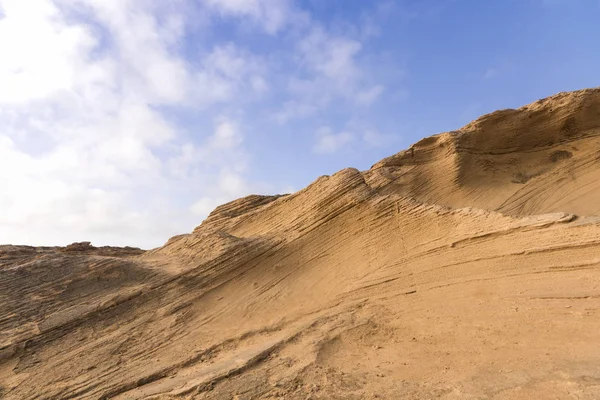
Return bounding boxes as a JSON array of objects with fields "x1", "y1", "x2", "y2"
[{"x1": 2, "y1": 88, "x2": 600, "y2": 399}]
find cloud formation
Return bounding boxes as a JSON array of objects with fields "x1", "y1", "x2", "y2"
[
  {"x1": 0, "y1": 0, "x2": 392, "y2": 248},
  {"x1": 313, "y1": 127, "x2": 354, "y2": 154}
]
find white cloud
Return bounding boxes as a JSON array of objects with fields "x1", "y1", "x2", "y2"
[
  {"x1": 298, "y1": 27, "x2": 362, "y2": 85},
  {"x1": 362, "y1": 129, "x2": 388, "y2": 147},
  {"x1": 356, "y1": 85, "x2": 385, "y2": 105},
  {"x1": 311, "y1": 124, "x2": 394, "y2": 154},
  {"x1": 209, "y1": 120, "x2": 244, "y2": 149},
  {"x1": 0, "y1": 0, "x2": 268, "y2": 248},
  {"x1": 189, "y1": 167, "x2": 255, "y2": 217},
  {"x1": 270, "y1": 100, "x2": 317, "y2": 124},
  {"x1": 0, "y1": 0, "x2": 100, "y2": 105},
  {"x1": 189, "y1": 43, "x2": 269, "y2": 107},
  {"x1": 202, "y1": 0, "x2": 299, "y2": 34},
  {"x1": 0, "y1": 0, "x2": 394, "y2": 248},
  {"x1": 271, "y1": 22, "x2": 387, "y2": 122},
  {"x1": 313, "y1": 127, "x2": 354, "y2": 154},
  {"x1": 190, "y1": 197, "x2": 224, "y2": 217},
  {"x1": 171, "y1": 117, "x2": 257, "y2": 220}
]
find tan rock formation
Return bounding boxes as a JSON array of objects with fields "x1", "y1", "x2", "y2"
[{"x1": 2, "y1": 88, "x2": 600, "y2": 399}]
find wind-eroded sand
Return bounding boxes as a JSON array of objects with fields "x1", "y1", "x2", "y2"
[{"x1": 2, "y1": 88, "x2": 600, "y2": 399}]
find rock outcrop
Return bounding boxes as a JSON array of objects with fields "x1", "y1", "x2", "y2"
[{"x1": 2, "y1": 88, "x2": 600, "y2": 399}]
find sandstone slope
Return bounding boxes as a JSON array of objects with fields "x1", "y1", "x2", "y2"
[{"x1": 2, "y1": 88, "x2": 600, "y2": 399}]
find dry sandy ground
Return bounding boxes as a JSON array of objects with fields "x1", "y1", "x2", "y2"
[{"x1": 2, "y1": 88, "x2": 600, "y2": 399}]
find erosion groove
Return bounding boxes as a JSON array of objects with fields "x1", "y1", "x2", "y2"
[{"x1": 2, "y1": 88, "x2": 600, "y2": 399}]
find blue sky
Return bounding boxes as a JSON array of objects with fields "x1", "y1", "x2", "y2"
[{"x1": 0, "y1": 0, "x2": 599, "y2": 248}]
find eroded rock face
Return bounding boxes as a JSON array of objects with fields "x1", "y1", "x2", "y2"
[
  {"x1": 3, "y1": 88, "x2": 600, "y2": 399},
  {"x1": 63, "y1": 241, "x2": 95, "y2": 252},
  {"x1": 366, "y1": 88, "x2": 600, "y2": 216}
]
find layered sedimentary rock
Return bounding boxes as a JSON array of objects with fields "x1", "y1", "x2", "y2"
[{"x1": 2, "y1": 88, "x2": 600, "y2": 399}]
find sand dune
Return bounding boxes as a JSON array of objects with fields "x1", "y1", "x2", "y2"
[{"x1": 2, "y1": 88, "x2": 600, "y2": 399}]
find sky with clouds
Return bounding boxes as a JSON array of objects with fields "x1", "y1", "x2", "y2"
[{"x1": 0, "y1": 0, "x2": 599, "y2": 248}]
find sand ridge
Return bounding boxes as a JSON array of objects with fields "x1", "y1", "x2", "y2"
[{"x1": 2, "y1": 88, "x2": 600, "y2": 399}]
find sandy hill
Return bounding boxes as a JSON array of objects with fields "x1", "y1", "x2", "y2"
[{"x1": 2, "y1": 88, "x2": 600, "y2": 399}]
